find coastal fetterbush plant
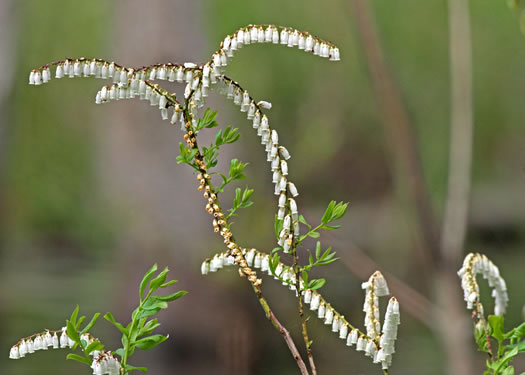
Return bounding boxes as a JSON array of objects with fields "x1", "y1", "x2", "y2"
[
  {"x1": 9, "y1": 265, "x2": 186, "y2": 374},
  {"x1": 459, "y1": 253, "x2": 525, "y2": 374},
  {"x1": 14, "y1": 24, "x2": 401, "y2": 374}
]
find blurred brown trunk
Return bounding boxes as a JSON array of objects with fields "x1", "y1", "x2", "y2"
[{"x1": 349, "y1": 0, "x2": 475, "y2": 374}]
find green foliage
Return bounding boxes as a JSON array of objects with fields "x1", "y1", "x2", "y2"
[
  {"x1": 298, "y1": 201, "x2": 348, "y2": 242},
  {"x1": 58, "y1": 266, "x2": 186, "y2": 374},
  {"x1": 226, "y1": 187, "x2": 254, "y2": 220},
  {"x1": 194, "y1": 108, "x2": 219, "y2": 132},
  {"x1": 176, "y1": 142, "x2": 199, "y2": 170},
  {"x1": 104, "y1": 265, "x2": 186, "y2": 373},
  {"x1": 217, "y1": 158, "x2": 247, "y2": 192},
  {"x1": 65, "y1": 306, "x2": 103, "y2": 365},
  {"x1": 475, "y1": 315, "x2": 525, "y2": 375}
]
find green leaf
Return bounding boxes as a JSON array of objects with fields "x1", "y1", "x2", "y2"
[
  {"x1": 139, "y1": 319, "x2": 161, "y2": 337},
  {"x1": 104, "y1": 312, "x2": 129, "y2": 335},
  {"x1": 124, "y1": 365, "x2": 148, "y2": 373},
  {"x1": 149, "y1": 267, "x2": 169, "y2": 292},
  {"x1": 298, "y1": 215, "x2": 311, "y2": 230},
  {"x1": 66, "y1": 320, "x2": 81, "y2": 344},
  {"x1": 155, "y1": 291, "x2": 188, "y2": 302},
  {"x1": 159, "y1": 280, "x2": 178, "y2": 288},
  {"x1": 70, "y1": 305, "x2": 80, "y2": 326},
  {"x1": 315, "y1": 242, "x2": 321, "y2": 259},
  {"x1": 321, "y1": 201, "x2": 335, "y2": 224},
  {"x1": 81, "y1": 313, "x2": 101, "y2": 335},
  {"x1": 308, "y1": 231, "x2": 320, "y2": 239},
  {"x1": 502, "y1": 366, "x2": 515, "y2": 375},
  {"x1": 308, "y1": 279, "x2": 326, "y2": 290},
  {"x1": 302, "y1": 271, "x2": 309, "y2": 286},
  {"x1": 321, "y1": 224, "x2": 341, "y2": 231},
  {"x1": 489, "y1": 315, "x2": 505, "y2": 343},
  {"x1": 114, "y1": 348, "x2": 126, "y2": 358},
  {"x1": 275, "y1": 216, "x2": 283, "y2": 240},
  {"x1": 66, "y1": 353, "x2": 91, "y2": 365},
  {"x1": 85, "y1": 341, "x2": 104, "y2": 355},
  {"x1": 135, "y1": 334, "x2": 169, "y2": 350},
  {"x1": 76, "y1": 316, "x2": 86, "y2": 330},
  {"x1": 140, "y1": 264, "x2": 158, "y2": 301},
  {"x1": 509, "y1": 322, "x2": 525, "y2": 340}
]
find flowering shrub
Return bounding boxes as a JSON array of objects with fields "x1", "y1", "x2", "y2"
[
  {"x1": 9, "y1": 24, "x2": 404, "y2": 375},
  {"x1": 9, "y1": 15, "x2": 525, "y2": 375},
  {"x1": 458, "y1": 253, "x2": 525, "y2": 374}
]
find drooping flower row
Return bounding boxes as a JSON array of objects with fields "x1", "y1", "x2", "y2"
[
  {"x1": 362, "y1": 271, "x2": 390, "y2": 340},
  {"x1": 216, "y1": 76, "x2": 301, "y2": 253},
  {"x1": 201, "y1": 248, "x2": 400, "y2": 370},
  {"x1": 458, "y1": 252, "x2": 509, "y2": 317},
  {"x1": 9, "y1": 328, "x2": 103, "y2": 359},
  {"x1": 211, "y1": 24, "x2": 340, "y2": 73}
]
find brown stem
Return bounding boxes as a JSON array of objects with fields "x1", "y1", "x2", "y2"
[
  {"x1": 252, "y1": 283, "x2": 310, "y2": 375},
  {"x1": 293, "y1": 247, "x2": 317, "y2": 375}
]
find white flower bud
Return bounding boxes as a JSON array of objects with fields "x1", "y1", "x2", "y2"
[
  {"x1": 318, "y1": 303, "x2": 326, "y2": 318},
  {"x1": 272, "y1": 29, "x2": 279, "y2": 44},
  {"x1": 258, "y1": 100, "x2": 272, "y2": 110},
  {"x1": 280, "y1": 160, "x2": 288, "y2": 175},
  {"x1": 277, "y1": 207, "x2": 285, "y2": 220},
  {"x1": 257, "y1": 27, "x2": 264, "y2": 42},
  {"x1": 324, "y1": 308, "x2": 334, "y2": 325},
  {"x1": 9, "y1": 345, "x2": 20, "y2": 359},
  {"x1": 304, "y1": 289, "x2": 312, "y2": 304},
  {"x1": 280, "y1": 29, "x2": 289, "y2": 44},
  {"x1": 254, "y1": 253, "x2": 262, "y2": 268},
  {"x1": 265, "y1": 27, "x2": 272, "y2": 42},
  {"x1": 279, "y1": 176, "x2": 287, "y2": 192},
  {"x1": 298, "y1": 35, "x2": 305, "y2": 49},
  {"x1": 237, "y1": 29, "x2": 245, "y2": 46}
]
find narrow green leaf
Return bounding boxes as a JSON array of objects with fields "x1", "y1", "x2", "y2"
[
  {"x1": 308, "y1": 231, "x2": 320, "y2": 239},
  {"x1": 321, "y1": 201, "x2": 335, "y2": 224},
  {"x1": 149, "y1": 267, "x2": 169, "y2": 292},
  {"x1": 66, "y1": 353, "x2": 91, "y2": 365},
  {"x1": 159, "y1": 280, "x2": 178, "y2": 288},
  {"x1": 140, "y1": 264, "x2": 158, "y2": 301},
  {"x1": 155, "y1": 290, "x2": 188, "y2": 302},
  {"x1": 308, "y1": 279, "x2": 326, "y2": 290},
  {"x1": 135, "y1": 334, "x2": 169, "y2": 350},
  {"x1": 298, "y1": 215, "x2": 311, "y2": 230},
  {"x1": 70, "y1": 305, "x2": 80, "y2": 326},
  {"x1": 81, "y1": 313, "x2": 101, "y2": 334},
  {"x1": 124, "y1": 365, "x2": 148, "y2": 373},
  {"x1": 85, "y1": 341, "x2": 104, "y2": 355},
  {"x1": 104, "y1": 312, "x2": 129, "y2": 335},
  {"x1": 66, "y1": 321, "x2": 80, "y2": 344},
  {"x1": 315, "y1": 242, "x2": 321, "y2": 259}
]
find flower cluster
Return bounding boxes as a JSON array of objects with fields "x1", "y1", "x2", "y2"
[
  {"x1": 362, "y1": 271, "x2": 390, "y2": 339},
  {"x1": 91, "y1": 351, "x2": 120, "y2": 375},
  {"x1": 458, "y1": 252, "x2": 509, "y2": 317},
  {"x1": 213, "y1": 24, "x2": 340, "y2": 67},
  {"x1": 216, "y1": 77, "x2": 300, "y2": 253},
  {"x1": 9, "y1": 327, "x2": 74, "y2": 359},
  {"x1": 202, "y1": 248, "x2": 400, "y2": 370}
]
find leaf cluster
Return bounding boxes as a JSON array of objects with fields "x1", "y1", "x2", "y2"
[
  {"x1": 103, "y1": 264, "x2": 187, "y2": 373},
  {"x1": 226, "y1": 187, "x2": 254, "y2": 220},
  {"x1": 476, "y1": 315, "x2": 525, "y2": 375},
  {"x1": 65, "y1": 307, "x2": 102, "y2": 365}
]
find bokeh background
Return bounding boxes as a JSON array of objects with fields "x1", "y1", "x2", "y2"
[{"x1": 1, "y1": 0, "x2": 524, "y2": 374}]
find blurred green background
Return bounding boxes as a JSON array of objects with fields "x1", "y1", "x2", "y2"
[{"x1": 1, "y1": 0, "x2": 524, "y2": 374}]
